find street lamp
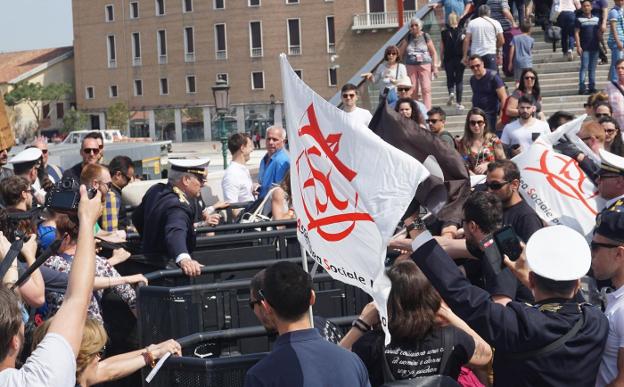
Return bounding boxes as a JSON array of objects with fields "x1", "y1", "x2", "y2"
[{"x1": 212, "y1": 79, "x2": 230, "y2": 169}]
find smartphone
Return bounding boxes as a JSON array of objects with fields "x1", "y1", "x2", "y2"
[
  {"x1": 493, "y1": 226, "x2": 523, "y2": 262},
  {"x1": 480, "y1": 234, "x2": 504, "y2": 275}
]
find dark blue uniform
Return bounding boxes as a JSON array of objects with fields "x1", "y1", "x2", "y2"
[
  {"x1": 411, "y1": 238, "x2": 609, "y2": 386},
  {"x1": 132, "y1": 183, "x2": 196, "y2": 267}
]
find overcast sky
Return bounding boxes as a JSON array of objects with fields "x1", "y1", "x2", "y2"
[{"x1": 0, "y1": 0, "x2": 73, "y2": 52}]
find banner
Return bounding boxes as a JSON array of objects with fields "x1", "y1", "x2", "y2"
[
  {"x1": 280, "y1": 54, "x2": 428, "y2": 344},
  {"x1": 513, "y1": 115, "x2": 604, "y2": 238}
]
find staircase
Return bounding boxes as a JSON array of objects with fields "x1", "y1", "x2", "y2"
[{"x1": 431, "y1": 32, "x2": 608, "y2": 135}]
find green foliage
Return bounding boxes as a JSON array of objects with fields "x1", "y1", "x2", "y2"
[
  {"x1": 62, "y1": 107, "x2": 88, "y2": 133},
  {"x1": 106, "y1": 102, "x2": 129, "y2": 131},
  {"x1": 3, "y1": 81, "x2": 72, "y2": 127}
]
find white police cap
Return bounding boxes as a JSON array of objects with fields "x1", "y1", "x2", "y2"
[
  {"x1": 9, "y1": 147, "x2": 42, "y2": 165},
  {"x1": 169, "y1": 158, "x2": 210, "y2": 177},
  {"x1": 525, "y1": 225, "x2": 590, "y2": 281},
  {"x1": 599, "y1": 148, "x2": 624, "y2": 175}
]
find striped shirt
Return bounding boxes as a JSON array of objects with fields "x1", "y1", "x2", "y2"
[{"x1": 608, "y1": 6, "x2": 624, "y2": 47}]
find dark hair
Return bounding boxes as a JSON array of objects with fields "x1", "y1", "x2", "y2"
[
  {"x1": 518, "y1": 68, "x2": 541, "y2": 100},
  {"x1": 13, "y1": 160, "x2": 39, "y2": 176},
  {"x1": 84, "y1": 131, "x2": 103, "y2": 142},
  {"x1": 427, "y1": 106, "x2": 446, "y2": 120},
  {"x1": 341, "y1": 83, "x2": 358, "y2": 93},
  {"x1": 599, "y1": 116, "x2": 624, "y2": 156},
  {"x1": 262, "y1": 261, "x2": 312, "y2": 321},
  {"x1": 0, "y1": 176, "x2": 30, "y2": 207},
  {"x1": 108, "y1": 155, "x2": 133, "y2": 176},
  {"x1": 547, "y1": 111, "x2": 575, "y2": 130},
  {"x1": 517, "y1": 95, "x2": 534, "y2": 106},
  {"x1": 0, "y1": 286, "x2": 22, "y2": 362},
  {"x1": 532, "y1": 273, "x2": 578, "y2": 298},
  {"x1": 463, "y1": 191, "x2": 503, "y2": 234},
  {"x1": 387, "y1": 260, "x2": 440, "y2": 341},
  {"x1": 227, "y1": 133, "x2": 250, "y2": 155},
  {"x1": 250, "y1": 269, "x2": 266, "y2": 298},
  {"x1": 468, "y1": 54, "x2": 483, "y2": 63},
  {"x1": 395, "y1": 98, "x2": 425, "y2": 126},
  {"x1": 56, "y1": 213, "x2": 79, "y2": 242},
  {"x1": 594, "y1": 101, "x2": 613, "y2": 114},
  {"x1": 383, "y1": 45, "x2": 401, "y2": 62},
  {"x1": 462, "y1": 107, "x2": 490, "y2": 146},
  {"x1": 520, "y1": 22, "x2": 531, "y2": 33},
  {"x1": 617, "y1": 58, "x2": 624, "y2": 68},
  {"x1": 487, "y1": 159, "x2": 521, "y2": 181}
]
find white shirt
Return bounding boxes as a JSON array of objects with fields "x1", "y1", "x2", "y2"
[
  {"x1": 0, "y1": 333, "x2": 76, "y2": 387},
  {"x1": 467, "y1": 16, "x2": 503, "y2": 56},
  {"x1": 597, "y1": 286, "x2": 624, "y2": 386},
  {"x1": 344, "y1": 107, "x2": 373, "y2": 128},
  {"x1": 501, "y1": 118, "x2": 550, "y2": 153},
  {"x1": 221, "y1": 161, "x2": 254, "y2": 203}
]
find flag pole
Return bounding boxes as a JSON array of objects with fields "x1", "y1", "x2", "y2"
[{"x1": 301, "y1": 250, "x2": 314, "y2": 327}]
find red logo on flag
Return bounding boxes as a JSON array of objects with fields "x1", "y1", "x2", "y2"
[{"x1": 295, "y1": 104, "x2": 374, "y2": 242}]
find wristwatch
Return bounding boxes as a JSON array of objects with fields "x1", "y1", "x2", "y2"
[{"x1": 406, "y1": 218, "x2": 426, "y2": 233}]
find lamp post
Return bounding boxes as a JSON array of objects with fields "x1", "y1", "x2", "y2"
[{"x1": 212, "y1": 79, "x2": 230, "y2": 169}]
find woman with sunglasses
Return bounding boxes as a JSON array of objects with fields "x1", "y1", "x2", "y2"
[
  {"x1": 504, "y1": 68, "x2": 544, "y2": 122},
  {"x1": 458, "y1": 107, "x2": 506, "y2": 175},
  {"x1": 594, "y1": 102, "x2": 613, "y2": 120},
  {"x1": 32, "y1": 318, "x2": 181, "y2": 387},
  {"x1": 362, "y1": 45, "x2": 407, "y2": 101},
  {"x1": 394, "y1": 97, "x2": 426, "y2": 129},
  {"x1": 599, "y1": 116, "x2": 624, "y2": 156}
]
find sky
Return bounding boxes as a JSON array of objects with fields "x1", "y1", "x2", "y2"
[{"x1": 0, "y1": 0, "x2": 73, "y2": 52}]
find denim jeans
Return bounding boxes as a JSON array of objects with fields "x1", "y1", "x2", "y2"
[
  {"x1": 610, "y1": 46, "x2": 624, "y2": 82},
  {"x1": 557, "y1": 11, "x2": 576, "y2": 53},
  {"x1": 579, "y1": 50, "x2": 599, "y2": 91}
]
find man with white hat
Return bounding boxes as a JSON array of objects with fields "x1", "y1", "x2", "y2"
[
  {"x1": 597, "y1": 149, "x2": 624, "y2": 215},
  {"x1": 391, "y1": 221, "x2": 608, "y2": 385},
  {"x1": 9, "y1": 147, "x2": 46, "y2": 205},
  {"x1": 132, "y1": 158, "x2": 209, "y2": 276}
]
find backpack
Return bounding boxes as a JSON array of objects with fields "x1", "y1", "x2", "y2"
[{"x1": 544, "y1": 23, "x2": 561, "y2": 52}]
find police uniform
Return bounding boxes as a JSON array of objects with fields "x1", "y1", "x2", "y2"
[
  {"x1": 598, "y1": 149, "x2": 624, "y2": 215},
  {"x1": 409, "y1": 226, "x2": 608, "y2": 386},
  {"x1": 132, "y1": 158, "x2": 209, "y2": 269},
  {"x1": 9, "y1": 148, "x2": 45, "y2": 202}
]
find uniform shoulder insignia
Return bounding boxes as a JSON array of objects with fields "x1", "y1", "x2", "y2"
[
  {"x1": 172, "y1": 186, "x2": 190, "y2": 205},
  {"x1": 538, "y1": 303, "x2": 563, "y2": 313}
]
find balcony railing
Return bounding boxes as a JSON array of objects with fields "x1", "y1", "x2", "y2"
[
  {"x1": 352, "y1": 10, "x2": 418, "y2": 31},
  {"x1": 251, "y1": 47, "x2": 263, "y2": 57},
  {"x1": 216, "y1": 50, "x2": 227, "y2": 60},
  {"x1": 133, "y1": 57, "x2": 142, "y2": 66},
  {"x1": 159, "y1": 55, "x2": 168, "y2": 64},
  {"x1": 185, "y1": 52, "x2": 195, "y2": 62},
  {"x1": 288, "y1": 45, "x2": 301, "y2": 56}
]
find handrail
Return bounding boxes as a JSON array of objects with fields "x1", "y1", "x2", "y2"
[{"x1": 328, "y1": 4, "x2": 436, "y2": 106}]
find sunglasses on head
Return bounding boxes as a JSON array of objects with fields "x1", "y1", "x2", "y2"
[
  {"x1": 485, "y1": 180, "x2": 510, "y2": 190},
  {"x1": 83, "y1": 147, "x2": 100, "y2": 155}
]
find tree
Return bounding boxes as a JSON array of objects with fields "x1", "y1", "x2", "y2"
[
  {"x1": 106, "y1": 102, "x2": 129, "y2": 132},
  {"x1": 3, "y1": 81, "x2": 72, "y2": 130},
  {"x1": 62, "y1": 107, "x2": 88, "y2": 133}
]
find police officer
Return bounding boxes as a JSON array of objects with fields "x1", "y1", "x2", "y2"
[
  {"x1": 132, "y1": 158, "x2": 209, "y2": 277},
  {"x1": 391, "y1": 214, "x2": 608, "y2": 385},
  {"x1": 598, "y1": 149, "x2": 624, "y2": 214},
  {"x1": 9, "y1": 147, "x2": 46, "y2": 205}
]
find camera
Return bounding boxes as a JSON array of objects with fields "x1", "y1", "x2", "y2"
[{"x1": 44, "y1": 178, "x2": 97, "y2": 213}]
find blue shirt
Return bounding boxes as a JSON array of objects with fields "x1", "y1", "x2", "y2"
[
  {"x1": 576, "y1": 12, "x2": 601, "y2": 51},
  {"x1": 511, "y1": 34, "x2": 534, "y2": 66},
  {"x1": 608, "y1": 6, "x2": 624, "y2": 47},
  {"x1": 439, "y1": 0, "x2": 472, "y2": 24},
  {"x1": 258, "y1": 148, "x2": 290, "y2": 199},
  {"x1": 244, "y1": 328, "x2": 371, "y2": 387}
]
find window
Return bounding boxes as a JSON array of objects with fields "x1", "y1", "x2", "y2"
[
  {"x1": 326, "y1": 16, "x2": 335, "y2": 54},
  {"x1": 287, "y1": 19, "x2": 301, "y2": 55},
  {"x1": 132, "y1": 32, "x2": 141, "y2": 65},
  {"x1": 56, "y1": 103, "x2": 64, "y2": 119},
  {"x1": 134, "y1": 80, "x2": 143, "y2": 96},
  {"x1": 286, "y1": 0, "x2": 299, "y2": 3},
  {"x1": 186, "y1": 75, "x2": 196, "y2": 93},
  {"x1": 130, "y1": 2, "x2": 139, "y2": 18},
  {"x1": 107, "y1": 35, "x2": 117, "y2": 67},
  {"x1": 184, "y1": 27, "x2": 195, "y2": 62},
  {"x1": 157, "y1": 30, "x2": 167, "y2": 64},
  {"x1": 249, "y1": 0, "x2": 260, "y2": 6},
  {"x1": 251, "y1": 71, "x2": 264, "y2": 90},
  {"x1": 404, "y1": 0, "x2": 416, "y2": 11},
  {"x1": 156, "y1": 0, "x2": 165, "y2": 15},
  {"x1": 105, "y1": 4, "x2": 114, "y2": 21},
  {"x1": 214, "y1": 24, "x2": 227, "y2": 59},
  {"x1": 86, "y1": 86, "x2": 95, "y2": 99},
  {"x1": 183, "y1": 0, "x2": 193, "y2": 12},
  {"x1": 42, "y1": 104, "x2": 50, "y2": 118},
  {"x1": 110, "y1": 85, "x2": 118, "y2": 98},
  {"x1": 160, "y1": 78, "x2": 169, "y2": 95},
  {"x1": 328, "y1": 68, "x2": 337, "y2": 87},
  {"x1": 294, "y1": 69, "x2": 303, "y2": 79},
  {"x1": 249, "y1": 21, "x2": 263, "y2": 57},
  {"x1": 214, "y1": 0, "x2": 224, "y2": 9},
  {"x1": 217, "y1": 73, "x2": 229, "y2": 84}
]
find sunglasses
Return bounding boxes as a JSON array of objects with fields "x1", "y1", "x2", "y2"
[
  {"x1": 524, "y1": 76, "x2": 536, "y2": 80},
  {"x1": 469, "y1": 120, "x2": 485, "y2": 126},
  {"x1": 426, "y1": 119, "x2": 440, "y2": 124},
  {"x1": 83, "y1": 148, "x2": 100, "y2": 155},
  {"x1": 387, "y1": 52, "x2": 398, "y2": 56},
  {"x1": 98, "y1": 181, "x2": 112, "y2": 189},
  {"x1": 591, "y1": 241, "x2": 622, "y2": 251},
  {"x1": 342, "y1": 93, "x2": 356, "y2": 98},
  {"x1": 605, "y1": 128, "x2": 617, "y2": 134},
  {"x1": 398, "y1": 87, "x2": 410, "y2": 92},
  {"x1": 595, "y1": 113, "x2": 610, "y2": 118},
  {"x1": 485, "y1": 180, "x2": 510, "y2": 190}
]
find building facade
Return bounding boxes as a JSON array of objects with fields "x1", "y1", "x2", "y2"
[{"x1": 73, "y1": 0, "x2": 420, "y2": 141}]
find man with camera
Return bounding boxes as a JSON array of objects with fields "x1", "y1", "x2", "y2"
[
  {"x1": 391, "y1": 193, "x2": 609, "y2": 386},
  {"x1": 132, "y1": 159, "x2": 209, "y2": 276}
]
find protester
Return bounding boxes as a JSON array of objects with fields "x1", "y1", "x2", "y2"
[
  {"x1": 362, "y1": 45, "x2": 407, "y2": 100},
  {"x1": 101, "y1": 155, "x2": 134, "y2": 232},
  {"x1": 340, "y1": 260, "x2": 491, "y2": 386},
  {"x1": 608, "y1": 0, "x2": 624, "y2": 82},
  {"x1": 599, "y1": 116, "x2": 624, "y2": 156},
  {"x1": 575, "y1": 0, "x2": 602, "y2": 95},
  {"x1": 244, "y1": 261, "x2": 370, "y2": 386},
  {"x1": 427, "y1": 107, "x2": 456, "y2": 149},
  {"x1": 500, "y1": 95, "x2": 550, "y2": 156},
  {"x1": 257, "y1": 126, "x2": 289, "y2": 200},
  {"x1": 440, "y1": 12, "x2": 466, "y2": 110},
  {"x1": 340, "y1": 83, "x2": 373, "y2": 128},
  {"x1": 504, "y1": 68, "x2": 543, "y2": 122},
  {"x1": 558, "y1": 0, "x2": 581, "y2": 60},
  {"x1": 547, "y1": 111, "x2": 575, "y2": 131},
  {"x1": 508, "y1": 23, "x2": 534, "y2": 82},
  {"x1": 468, "y1": 55, "x2": 507, "y2": 133},
  {"x1": 62, "y1": 133, "x2": 102, "y2": 181},
  {"x1": 458, "y1": 107, "x2": 506, "y2": 174},
  {"x1": 222, "y1": 133, "x2": 255, "y2": 204},
  {"x1": 402, "y1": 17, "x2": 439, "y2": 109},
  {"x1": 463, "y1": 5, "x2": 504, "y2": 71},
  {"x1": 606, "y1": 59, "x2": 624, "y2": 129}
]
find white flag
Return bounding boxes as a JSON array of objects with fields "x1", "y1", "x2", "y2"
[
  {"x1": 513, "y1": 115, "x2": 604, "y2": 239},
  {"x1": 280, "y1": 54, "x2": 428, "y2": 344}
]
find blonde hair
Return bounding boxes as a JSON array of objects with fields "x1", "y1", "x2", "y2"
[
  {"x1": 32, "y1": 318, "x2": 107, "y2": 378},
  {"x1": 447, "y1": 12, "x2": 459, "y2": 28}
]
